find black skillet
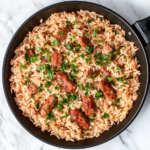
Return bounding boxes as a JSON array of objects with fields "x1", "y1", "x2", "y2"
[{"x1": 2, "y1": 1, "x2": 150, "y2": 149}]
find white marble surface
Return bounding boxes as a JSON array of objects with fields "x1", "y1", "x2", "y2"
[{"x1": 0, "y1": 0, "x2": 150, "y2": 150}]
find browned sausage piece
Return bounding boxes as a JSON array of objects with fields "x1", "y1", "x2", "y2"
[
  {"x1": 56, "y1": 72, "x2": 76, "y2": 92},
  {"x1": 40, "y1": 95, "x2": 58, "y2": 118},
  {"x1": 70, "y1": 109, "x2": 90, "y2": 130},
  {"x1": 55, "y1": 27, "x2": 70, "y2": 43},
  {"x1": 100, "y1": 66, "x2": 110, "y2": 76},
  {"x1": 17, "y1": 88, "x2": 23, "y2": 99},
  {"x1": 51, "y1": 50, "x2": 63, "y2": 70},
  {"x1": 29, "y1": 83, "x2": 38, "y2": 94},
  {"x1": 77, "y1": 36, "x2": 89, "y2": 48},
  {"x1": 83, "y1": 95, "x2": 95, "y2": 116},
  {"x1": 102, "y1": 44, "x2": 113, "y2": 55},
  {"x1": 27, "y1": 49, "x2": 35, "y2": 58},
  {"x1": 86, "y1": 13, "x2": 92, "y2": 20},
  {"x1": 99, "y1": 78, "x2": 116, "y2": 100},
  {"x1": 34, "y1": 110, "x2": 40, "y2": 115},
  {"x1": 84, "y1": 70, "x2": 93, "y2": 78}
]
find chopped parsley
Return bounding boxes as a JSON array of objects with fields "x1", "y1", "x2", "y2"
[
  {"x1": 20, "y1": 63, "x2": 23, "y2": 69},
  {"x1": 55, "y1": 86, "x2": 60, "y2": 90},
  {"x1": 115, "y1": 98, "x2": 122, "y2": 103},
  {"x1": 47, "y1": 70, "x2": 54, "y2": 78},
  {"x1": 85, "y1": 91, "x2": 89, "y2": 97},
  {"x1": 46, "y1": 112, "x2": 56, "y2": 121},
  {"x1": 44, "y1": 81, "x2": 52, "y2": 88},
  {"x1": 57, "y1": 101, "x2": 63, "y2": 110},
  {"x1": 66, "y1": 21, "x2": 70, "y2": 25},
  {"x1": 64, "y1": 45, "x2": 74, "y2": 51},
  {"x1": 70, "y1": 64, "x2": 80, "y2": 75},
  {"x1": 102, "y1": 113, "x2": 110, "y2": 118},
  {"x1": 37, "y1": 65, "x2": 44, "y2": 71},
  {"x1": 60, "y1": 31, "x2": 64, "y2": 37},
  {"x1": 93, "y1": 28, "x2": 98, "y2": 38},
  {"x1": 36, "y1": 83, "x2": 43, "y2": 93},
  {"x1": 52, "y1": 38, "x2": 59, "y2": 46},
  {"x1": 124, "y1": 46, "x2": 126, "y2": 49},
  {"x1": 80, "y1": 134, "x2": 83, "y2": 139},
  {"x1": 86, "y1": 58, "x2": 91, "y2": 64},
  {"x1": 36, "y1": 36, "x2": 40, "y2": 39},
  {"x1": 116, "y1": 65, "x2": 121, "y2": 70},
  {"x1": 70, "y1": 93, "x2": 77, "y2": 101},
  {"x1": 45, "y1": 64, "x2": 51, "y2": 71},
  {"x1": 84, "y1": 46, "x2": 92, "y2": 54},
  {"x1": 98, "y1": 40, "x2": 102, "y2": 43},
  {"x1": 85, "y1": 82, "x2": 93, "y2": 90},
  {"x1": 37, "y1": 49, "x2": 43, "y2": 53},
  {"x1": 47, "y1": 106, "x2": 50, "y2": 110},
  {"x1": 89, "y1": 116, "x2": 94, "y2": 122},
  {"x1": 105, "y1": 76, "x2": 115, "y2": 86},
  {"x1": 73, "y1": 21, "x2": 77, "y2": 25},
  {"x1": 115, "y1": 98, "x2": 122, "y2": 107},
  {"x1": 130, "y1": 76, "x2": 133, "y2": 79},
  {"x1": 61, "y1": 112, "x2": 68, "y2": 118},
  {"x1": 29, "y1": 56, "x2": 38, "y2": 63},
  {"x1": 87, "y1": 18, "x2": 94, "y2": 24},
  {"x1": 46, "y1": 53, "x2": 50, "y2": 57},
  {"x1": 93, "y1": 74, "x2": 96, "y2": 78},
  {"x1": 34, "y1": 102, "x2": 40, "y2": 109},
  {"x1": 124, "y1": 56, "x2": 126, "y2": 59},
  {"x1": 86, "y1": 33, "x2": 90, "y2": 37},
  {"x1": 116, "y1": 76, "x2": 125, "y2": 83},
  {"x1": 101, "y1": 54, "x2": 108, "y2": 59},
  {"x1": 95, "y1": 91, "x2": 103, "y2": 99},
  {"x1": 70, "y1": 38, "x2": 73, "y2": 42},
  {"x1": 78, "y1": 84, "x2": 83, "y2": 89},
  {"x1": 69, "y1": 76, "x2": 75, "y2": 82},
  {"x1": 124, "y1": 81, "x2": 128, "y2": 85},
  {"x1": 60, "y1": 63, "x2": 69, "y2": 71},
  {"x1": 80, "y1": 53, "x2": 85, "y2": 59}
]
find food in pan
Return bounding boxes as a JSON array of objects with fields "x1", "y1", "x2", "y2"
[{"x1": 9, "y1": 10, "x2": 140, "y2": 141}]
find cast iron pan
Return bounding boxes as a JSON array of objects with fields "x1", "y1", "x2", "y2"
[{"x1": 2, "y1": 1, "x2": 150, "y2": 149}]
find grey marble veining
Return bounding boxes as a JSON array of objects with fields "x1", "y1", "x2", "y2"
[{"x1": 0, "y1": 0, "x2": 150, "y2": 150}]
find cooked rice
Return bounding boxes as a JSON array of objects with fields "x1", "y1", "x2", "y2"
[{"x1": 9, "y1": 10, "x2": 140, "y2": 141}]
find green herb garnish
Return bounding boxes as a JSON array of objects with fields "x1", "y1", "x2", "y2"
[
  {"x1": 80, "y1": 53, "x2": 85, "y2": 59},
  {"x1": 84, "y1": 46, "x2": 92, "y2": 54},
  {"x1": 102, "y1": 113, "x2": 110, "y2": 118},
  {"x1": 60, "y1": 31, "x2": 64, "y2": 37},
  {"x1": 95, "y1": 91, "x2": 103, "y2": 99},
  {"x1": 52, "y1": 38, "x2": 59, "y2": 46},
  {"x1": 38, "y1": 49, "x2": 43, "y2": 53},
  {"x1": 93, "y1": 28, "x2": 98, "y2": 38},
  {"x1": 87, "y1": 18, "x2": 94, "y2": 24},
  {"x1": 37, "y1": 65, "x2": 44, "y2": 71},
  {"x1": 73, "y1": 21, "x2": 77, "y2": 25},
  {"x1": 66, "y1": 21, "x2": 70, "y2": 25},
  {"x1": 36, "y1": 36, "x2": 40, "y2": 39},
  {"x1": 61, "y1": 112, "x2": 68, "y2": 118}
]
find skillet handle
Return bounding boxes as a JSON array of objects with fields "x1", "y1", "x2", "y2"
[{"x1": 133, "y1": 16, "x2": 150, "y2": 46}]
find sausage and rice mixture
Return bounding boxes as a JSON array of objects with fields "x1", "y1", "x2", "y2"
[{"x1": 9, "y1": 10, "x2": 140, "y2": 141}]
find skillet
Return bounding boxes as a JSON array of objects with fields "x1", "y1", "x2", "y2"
[{"x1": 2, "y1": 1, "x2": 150, "y2": 149}]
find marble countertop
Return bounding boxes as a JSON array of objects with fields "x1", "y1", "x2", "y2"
[{"x1": 0, "y1": 0, "x2": 150, "y2": 150}]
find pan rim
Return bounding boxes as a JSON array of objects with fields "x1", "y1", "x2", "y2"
[{"x1": 2, "y1": 1, "x2": 149, "y2": 149}]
